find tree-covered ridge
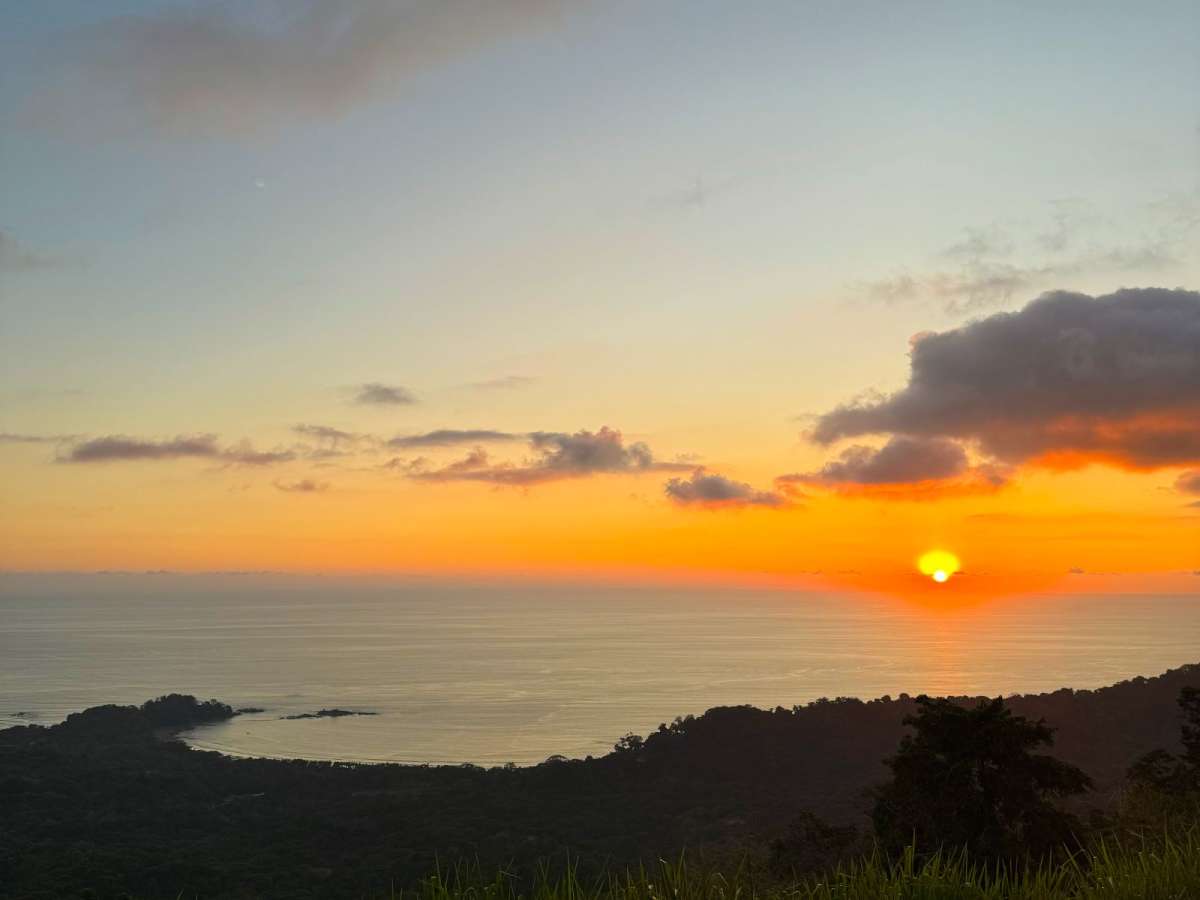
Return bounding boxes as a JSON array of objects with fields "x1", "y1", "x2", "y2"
[{"x1": 1, "y1": 664, "x2": 1197, "y2": 899}]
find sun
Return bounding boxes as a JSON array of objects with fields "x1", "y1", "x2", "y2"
[{"x1": 918, "y1": 549, "x2": 960, "y2": 584}]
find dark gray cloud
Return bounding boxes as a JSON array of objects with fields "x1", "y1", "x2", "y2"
[
  {"x1": 528, "y1": 428, "x2": 679, "y2": 474},
  {"x1": 62, "y1": 434, "x2": 221, "y2": 463},
  {"x1": 664, "y1": 469, "x2": 786, "y2": 508},
  {"x1": 464, "y1": 375, "x2": 538, "y2": 391},
  {"x1": 812, "y1": 288, "x2": 1200, "y2": 471},
  {"x1": 354, "y1": 383, "x2": 416, "y2": 406},
  {"x1": 60, "y1": 434, "x2": 294, "y2": 466},
  {"x1": 35, "y1": 0, "x2": 580, "y2": 136},
  {"x1": 274, "y1": 478, "x2": 328, "y2": 494},
  {"x1": 221, "y1": 441, "x2": 297, "y2": 467},
  {"x1": 1176, "y1": 471, "x2": 1200, "y2": 496},
  {"x1": 785, "y1": 436, "x2": 971, "y2": 486},
  {"x1": 388, "y1": 429, "x2": 521, "y2": 448},
  {"x1": 411, "y1": 426, "x2": 688, "y2": 486}
]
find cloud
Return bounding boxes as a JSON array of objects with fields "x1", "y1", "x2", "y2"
[
  {"x1": 60, "y1": 434, "x2": 294, "y2": 466},
  {"x1": 411, "y1": 426, "x2": 688, "y2": 485},
  {"x1": 812, "y1": 288, "x2": 1200, "y2": 472},
  {"x1": 464, "y1": 375, "x2": 538, "y2": 391},
  {"x1": 652, "y1": 174, "x2": 739, "y2": 211},
  {"x1": 786, "y1": 436, "x2": 969, "y2": 485},
  {"x1": 417, "y1": 446, "x2": 491, "y2": 477},
  {"x1": 1176, "y1": 471, "x2": 1200, "y2": 496},
  {"x1": 942, "y1": 226, "x2": 1014, "y2": 262},
  {"x1": 274, "y1": 478, "x2": 328, "y2": 494},
  {"x1": 925, "y1": 264, "x2": 1041, "y2": 314},
  {"x1": 777, "y1": 437, "x2": 1008, "y2": 499},
  {"x1": 354, "y1": 383, "x2": 416, "y2": 406},
  {"x1": 35, "y1": 0, "x2": 580, "y2": 137},
  {"x1": 221, "y1": 441, "x2": 297, "y2": 467},
  {"x1": 388, "y1": 429, "x2": 521, "y2": 448},
  {"x1": 856, "y1": 199, "x2": 1195, "y2": 315},
  {"x1": 0, "y1": 432, "x2": 73, "y2": 444},
  {"x1": 0, "y1": 229, "x2": 62, "y2": 273},
  {"x1": 61, "y1": 434, "x2": 221, "y2": 463},
  {"x1": 293, "y1": 424, "x2": 359, "y2": 445},
  {"x1": 292, "y1": 423, "x2": 376, "y2": 457},
  {"x1": 861, "y1": 265, "x2": 1039, "y2": 313},
  {"x1": 664, "y1": 469, "x2": 787, "y2": 508}
]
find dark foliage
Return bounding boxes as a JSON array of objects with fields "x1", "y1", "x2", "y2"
[
  {"x1": 0, "y1": 666, "x2": 1196, "y2": 899},
  {"x1": 768, "y1": 811, "x2": 865, "y2": 877},
  {"x1": 1183, "y1": 686, "x2": 1200, "y2": 769},
  {"x1": 1124, "y1": 686, "x2": 1200, "y2": 827},
  {"x1": 872, "y1": 696, "x2": 1091, "y2": 861},
  {"x1": 140, "y1": 694, "x2": 235, "y2": 728}
]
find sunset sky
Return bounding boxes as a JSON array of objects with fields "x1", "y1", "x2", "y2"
[{"x1": 2, "y1": 1, "x2": 1198, "y2": 591}]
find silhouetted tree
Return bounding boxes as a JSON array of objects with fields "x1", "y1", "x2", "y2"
[
  {"x1": 1128, "y1": 686, "x2": 1195, "y2": 801},
  {"x1": 872, "y1": 696, "x2": 1091, "y2": 861},
  {"x1": 613, "y1": 733, "x2": 644, "y2": 754}
]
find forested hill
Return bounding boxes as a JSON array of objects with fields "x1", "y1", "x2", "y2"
[{"x1": 1, "y1": 664, "x2": 1197, "y2": 899}]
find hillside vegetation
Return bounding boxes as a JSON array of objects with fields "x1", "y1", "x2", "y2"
[{"x1": 1, "y1": 665, "x2": 1198, "y2": 898}]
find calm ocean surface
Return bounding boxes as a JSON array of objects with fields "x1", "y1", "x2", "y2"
[{"x1": 3, "y1": 576, "x2": 1199, "y2": 765}]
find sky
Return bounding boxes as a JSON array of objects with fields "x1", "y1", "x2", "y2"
[{"x1": 2, "y1": 0, "x2": 1199, "y2": 594}]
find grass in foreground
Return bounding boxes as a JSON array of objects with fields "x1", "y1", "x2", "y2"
[{"x1": 405, "y1": 829, "x2": 1200, "y2": 900}]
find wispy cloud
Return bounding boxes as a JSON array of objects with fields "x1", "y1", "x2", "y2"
[
  {"x1": 410, "y1": 426, "x2": 689, "y2": 486},
  {"x1": 0, "y1": 432, "x2": 75, "y2": 444},
  {"x1": 652, "y1": 174, "x2": 739, "y2": 211},
  {"x1": 292, "y1": 423, "x2": 377, "y2": 457},
  {"x1": 34, "y1": 0, "x2": 583, "y2": 137},
  {"x1": 274, "y1": 478, "x2": 329, "y2": 494},
  {"x1": 221, "y1": 440, "x2": 297, "y2": 467},
  {"x1": 856, "y1": 196, "x2": 1198, "y2": 315},
  {"x1": 0, "y1": 229, "x2": 64, "y2": 274},
  {"x1": 463, "y1": 375, "x2": 538, "y2": 391},
  {"x1": 388, "y1": 429, "x2": 521, "y2": 448}
]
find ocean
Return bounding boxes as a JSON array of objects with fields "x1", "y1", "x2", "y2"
[{"x1": 2, "y1": 575, "x2": 1198, "y2": 766}]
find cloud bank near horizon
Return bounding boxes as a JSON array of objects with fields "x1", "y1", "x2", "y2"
[{"x1": 808, "y1": 289, "x2": 1200, "y2": 486}]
